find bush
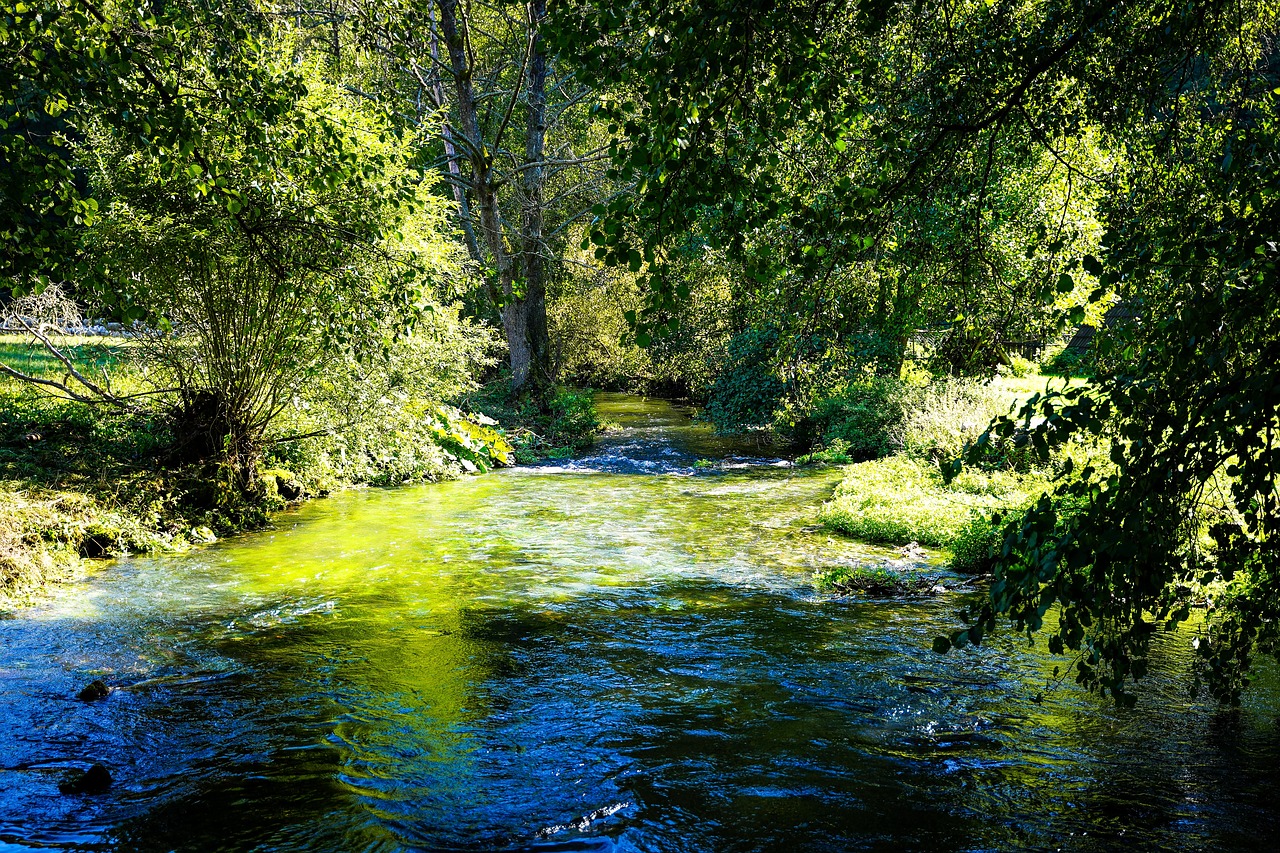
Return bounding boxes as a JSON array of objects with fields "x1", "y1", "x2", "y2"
[
  {"x1": 547, "y1": 388, "x2": 600, "y2": 451},
  {"x1": 548, "y1": 267, "x2": 650, "y2": 389},
  {"x1": 807, "y1": 378, "x2": 906, "y2": 460},
  {"x1": 1040, "y1": 343, "x2": 1090, "y2": 376},
  {"x1": 894, "y1": 379, "x2": 1013, "y2": 465},
  {"x1": 456, "y1": 379, "x2": 600, "y2": 462},
  {"x1": 815, "y1": 565, "x2": 940, "y2": 596},
  {"x1": 702, "y1": 325, "x2": 785, "y2": 433},
  {"x1": 797, "y1": 438, "x2": 854, "y2": 465},
  {"x1": 949, "y1": 513, "x2": 1001, "y2": 573},
  {"x1": 1005, "y1": 354, "x2": 1036, "y2": 377}
]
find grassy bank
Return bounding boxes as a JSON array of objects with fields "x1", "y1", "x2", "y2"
[
  {"x1": 810, "y1": 369, "x2": 1081, "y2": 574},
  {"x1": 818, "y1": 455, "x2": 1052, "y2": 572},
  {"x1": 0, "y1": 336, "x2": 598, "y2": 608}
]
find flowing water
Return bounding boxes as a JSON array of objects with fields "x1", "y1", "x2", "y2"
[{"x1": 2, "y1": 393, "x2": 1279, "y2": 852}]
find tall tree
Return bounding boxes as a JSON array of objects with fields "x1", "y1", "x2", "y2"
[{"x1": 354, "y1": 0, "x2": 618, "y2": 396}]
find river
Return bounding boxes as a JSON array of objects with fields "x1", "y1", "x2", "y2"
[{"x1": 2, "y1": 393, "x2": 1278, "y2": 851}]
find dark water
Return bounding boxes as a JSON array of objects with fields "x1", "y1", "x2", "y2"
[{"x1": 2, "y1": 393, "x2": 1279, "y2": 852}]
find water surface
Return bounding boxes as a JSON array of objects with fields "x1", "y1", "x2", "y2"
[{"x1": 2, "y1": 393, "x2": 1278, "y2": 851}]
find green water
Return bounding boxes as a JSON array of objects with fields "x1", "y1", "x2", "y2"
[{"x1": 2, "y1": 393, "x2": 1279, "y2": 851}]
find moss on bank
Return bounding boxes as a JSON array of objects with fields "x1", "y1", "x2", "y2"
[
  {"x1": 0, "y1": 484, "x2": 181, "y2": 605},
  {"x1": 815, "y1": 564, "x2": 944, "y2": 597},
  {"x1": 0, "y1": 399, "x2": 485, "y2": 608}
]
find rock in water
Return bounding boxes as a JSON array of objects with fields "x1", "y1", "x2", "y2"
[
  {"x1": 58, "y1": 763, "x2": 112, "y2": 795},
  {"x1": 77, "y1": 680, "x2": 111, "y2": 701}
]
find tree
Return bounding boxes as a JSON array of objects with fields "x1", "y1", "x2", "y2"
[
  {"x1": 350, "y1": 0, "x2": 621, "y2": 397},
  {"x1": 945, "y1": 13, "x2": 1280, "y2": 704},
  {"x1": 557, "y1": 0, "x2": 1280, "y2": 700},
  {"x1": 2, "y1": 1, "x2": 445, "y2": 479}
]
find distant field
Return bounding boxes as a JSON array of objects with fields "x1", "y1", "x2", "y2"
[{"x1": 0, "y1": 334, "x2": 131, "y2": 383}]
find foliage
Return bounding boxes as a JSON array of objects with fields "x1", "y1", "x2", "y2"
[
  {"x1": 801, "y1": 376, "x2": 1028, "y2": 468},
  {"x1": 1040, "y1": 343, "x2": 1091, "y2": 377},
  {"x1": 795, "y1": 438, "x2": 854, "y2": 466},
  {"x1": 933, "y1": 1, "x2": 1280, "y2": 704},
  {"x1": 556, "y1": 0, "x2": 1107, "y2": 377},
  {"x1": 948, "y1": 515, "x2": 1002, "y2": 575},
  {"x1": 558, "y1": 0, "x2": 1280, "y2": 702},
  {"x1": 893, "y1": 380, "x2": 1014, "y2": 466},
  {"x1": 548, "y1": 260, "x2": 650, "y2": 389},
  {"x1": 429, "y1": 407, "x2": 514, "y2": 473},
  {"x1": 263, "y1": 304, "x2": 506, "y2": 486},
  {"x1": 805, "y1": 378, "x2": 906, "y2": 461},
  {"x1": 78, "y1": 62, "x2": 449, "y2": 476},
  {"x1": 0, "y1": 321, "x2": 508, "y2": 600},
  {"x1": 1004, "y1": 355, "x2": 1036, "y2": 379},
  {"x1": 701, "y1": 325, "x2": 785, "y2": 434},
  {"x1": 351, "y1": 0, "x2": 623, "y2": 395},
  {"x1": 2, "y1": 0, "x2": 381, "y2": 288},
  {"x1": 815, "y1": 565, "x2": 939, "y2": 597},
  {"x1": 547, "y1": 388, "x2": 601, "y2": 451},
  {"x1": 820, "y1": 456, "x2": 1046, "y2": 549},
  {"x1": 460, "y1": 380, "x2": 601, "y2": 462}
]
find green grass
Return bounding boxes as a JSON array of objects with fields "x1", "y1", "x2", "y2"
[
  {"x1": 0, "y1": 334, "x2": 131, "y2": 380},
  {"x1": 818, "y1": 455, "x2": 1050, "y2": 552}
]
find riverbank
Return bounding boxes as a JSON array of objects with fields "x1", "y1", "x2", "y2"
[
  {"x1": 807, "y1": 371, "x2": 1085, "y2": 574},
  {"x1": 0, "y1": 391, "x2": 461, "y2": 609},
  {"x1": 0, "y1": 335, "x2": 600, "y2": 608}
]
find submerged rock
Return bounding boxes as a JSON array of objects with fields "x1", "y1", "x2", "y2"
[
  {"x1": 58, "y1": 763, "x2": 112, "y2": 795},
  {"x1": 76, "y1": 680, "x2": 111, "y2": 702}
]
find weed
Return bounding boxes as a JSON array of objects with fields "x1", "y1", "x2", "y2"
[
  {"x1": 818, "y1": 456, "x2": 1051, "y2": 556},
  {"x1": 815, "y1": 565, "x2": 940, "y2": 596}
]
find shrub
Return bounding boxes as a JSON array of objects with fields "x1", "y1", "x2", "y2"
[
  {"x1": 808, "y1": 377, "x2": 906, "y2": 460},
  {"x1": 547, "y1": 268, "x2": 650, "y2": 389},
  {"x1": 455, "y1": 379, "x2": 600, "y2": 462},
  {"x1": 1006, "y1": 354, "x2": 1036, "y2": 377},
  {"x1": 1041, "y1": 343, "x2": 1091, "y2": 377},
  {"x1": 949, "y1": 513, "x2": 1001, "y2": 573},
  {"x1": 893, "y1": 379, "x2": 1010, "y2": 463},
  {"x1": 547, "y1": 388, "x2": 600, "y2": 450},
  {"x1": 797, "y1": 438, "x2": 853, "y2": 465},
  {"x1": 702, "y1": 325, "x2": 785, "y2": 433}
]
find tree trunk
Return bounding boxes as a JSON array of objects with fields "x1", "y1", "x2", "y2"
[
  {"x1": 428, "y1": 5, "x2": 481, "y2": 265},
  {"x1": 509, "y1": 0, "x2": 552, "y2": 394},
  {"x1": 435, "y1": 0, "x2": 553, "y2": 396}
]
